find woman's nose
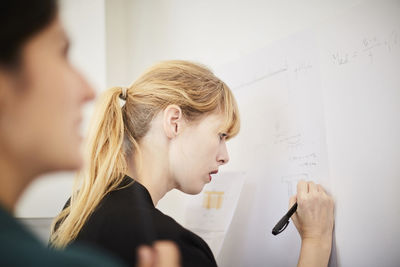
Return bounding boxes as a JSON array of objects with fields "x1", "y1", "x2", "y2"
[
  {"x1": 217, "y1": 142, "x2": 230, "y2": 165},
  {"x1": 76, "y1": 69, "x2": 95, "y2": 103}
]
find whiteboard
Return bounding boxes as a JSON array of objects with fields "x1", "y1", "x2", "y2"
[
  {"x1": 317, "y1": 1, "x2": 400, "y2": 266},
  {"x1": 215, "y1": 30, "x2": 332, "y2": 267},
  {"x1": 213, "y1": 1, "x2": 400, "y2": 266}
]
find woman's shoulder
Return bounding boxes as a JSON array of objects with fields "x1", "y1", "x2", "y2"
[
  {"x1": 82, "y1": 185, "x2": 208, "y2": 247},
  {"x1": 72, "y1": 182, "x2": 157, "y2": 260},
  {"x1": 74, "y1": 183, "x2": 217, "y2": 266},
  {"x1": 81, "y1": 181, "x2": 154, "y2": 229},
  {"x1": 152, "y1": 209, "x2": 217, "y2": 265}
]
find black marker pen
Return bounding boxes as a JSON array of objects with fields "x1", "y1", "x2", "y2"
[{"x1": 272, "y1": 202, "x2": 298, "y2": 235}]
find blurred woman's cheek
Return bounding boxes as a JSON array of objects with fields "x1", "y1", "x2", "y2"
[{"x1": 14, "y1": 25, "x2": 89, "y2": 171}]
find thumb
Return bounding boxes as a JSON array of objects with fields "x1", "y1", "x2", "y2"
[
  {"x1": 289, "y1": 195, "x2": 297, "y2": 208},
  {"x1": 289, "y1": 195, "x2": 300, "y2": 231}
]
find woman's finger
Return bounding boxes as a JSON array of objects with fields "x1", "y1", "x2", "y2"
[
  {"x1": 308, "y1": 181, "x2": 318, "y2": 194},
  {"x1": 137, "y1": 246, "x2": 154, "y2": 267},
  {"x1": 297, "y1": 180, "x2": 308, "y2": 197},
  {"x1": 153, "y1": 241, "x2": 180, "y2": 267},
  {"x1": 317, "y1": 184, "x2": 324, "y2": 193}
]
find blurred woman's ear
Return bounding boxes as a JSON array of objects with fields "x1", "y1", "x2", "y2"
[
  {"x1": 163, "y1": 105, "x2": 183, "y2": 139},
  {"x1": 0, "y1": 69, "x2": 5, "y2": 96},
  {"x1": 0, "y1": 69, "x2": 14, "y2": 111},
  {"x1": 0, "y1": 73, "x2": 4, "y2": 112}
]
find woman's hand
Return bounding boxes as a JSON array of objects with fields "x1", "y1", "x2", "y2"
[{"x1": 290, "y1": 180, "x2": 335, "y2": 267}]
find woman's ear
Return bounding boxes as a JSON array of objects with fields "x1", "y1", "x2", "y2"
[
  {"x1": 0, "y1": 69, "x2": 13, "y2": 112},
  {"x1": 163, "y1": 105, "x2": 183, "y2": 139}
]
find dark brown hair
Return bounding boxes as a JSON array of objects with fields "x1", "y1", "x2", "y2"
[{"x1": 0, "y1": 0, "x2": 57, "y2": 69}]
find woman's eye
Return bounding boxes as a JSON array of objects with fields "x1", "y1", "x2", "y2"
[{"x1": 60, "y1": 40, "x2": 70, "y2": 59}]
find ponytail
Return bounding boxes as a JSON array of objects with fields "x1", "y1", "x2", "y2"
[{"x1": 50, "y1": 87, "x2": 129, "y2": 248}]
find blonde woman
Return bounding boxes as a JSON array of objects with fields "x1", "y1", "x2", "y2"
[{"x1": 51, "y1": 61, "x2": 334, "y2": 267}]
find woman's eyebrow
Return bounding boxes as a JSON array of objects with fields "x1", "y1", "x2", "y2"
[
  {"x1": 62, "y1": 39, "x2": 70, "y2": 55},
  {"x1": 58, "y1": 32, "x2": 71, "y2": 56},
  {"x1": 55, "y1": 27, "x2": 71, "y2": 50}
]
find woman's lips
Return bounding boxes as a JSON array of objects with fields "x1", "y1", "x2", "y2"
[{"x1": 209, "y1": 170, "x2": 218, "y2": 181}]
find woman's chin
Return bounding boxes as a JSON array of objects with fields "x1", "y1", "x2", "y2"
[
  {"x1": 56, "y1": 153, "x2": 83, "y2": 172},
  {"x1": 184, "y1": 184, "x2": 205, "y2": 195}
]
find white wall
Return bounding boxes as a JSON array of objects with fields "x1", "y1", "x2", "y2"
[
  {"x1": 105, "y1": 0, "x2": 367, "y2": 222},
  {"x1": 106, "y1": 0, "x2": 364, "y2": 84},
  {"x1": 16, "y1": 0, "x2": 107, "y2": 218},
  {"x1": 105, "y1": 0, "x2": 132, "y2": 87}
]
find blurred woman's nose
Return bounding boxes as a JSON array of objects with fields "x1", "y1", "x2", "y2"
[
  {"x1": 81, "y1": 73, "x2": 96, "y2": 102},
  {"x1": 217, "y1": 142, "x2": 230, "y2": 165}
]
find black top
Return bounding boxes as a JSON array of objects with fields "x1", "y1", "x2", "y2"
[
  {"x1": 66, "y1": 176, "x2": 217, "y2": 267},
  {"x1": 0, "y1": 205, "x2": 125, "y2": 267}
]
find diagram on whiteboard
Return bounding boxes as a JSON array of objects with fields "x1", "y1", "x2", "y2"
[
  {"x1": 182, "y1": 172, "x2": 245, "y2": 257},
  {"x1": 203, "y1": 191, "x2": 224, "y2": 210}
]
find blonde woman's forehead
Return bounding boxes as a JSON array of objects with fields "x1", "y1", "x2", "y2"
[{"x1": 199, "y1": 113, "x2": 227, "y2": 131}]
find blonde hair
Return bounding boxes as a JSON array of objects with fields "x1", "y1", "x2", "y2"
[{"x1": 49, "y1": 60, "x2": 240, "y2": 248}]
